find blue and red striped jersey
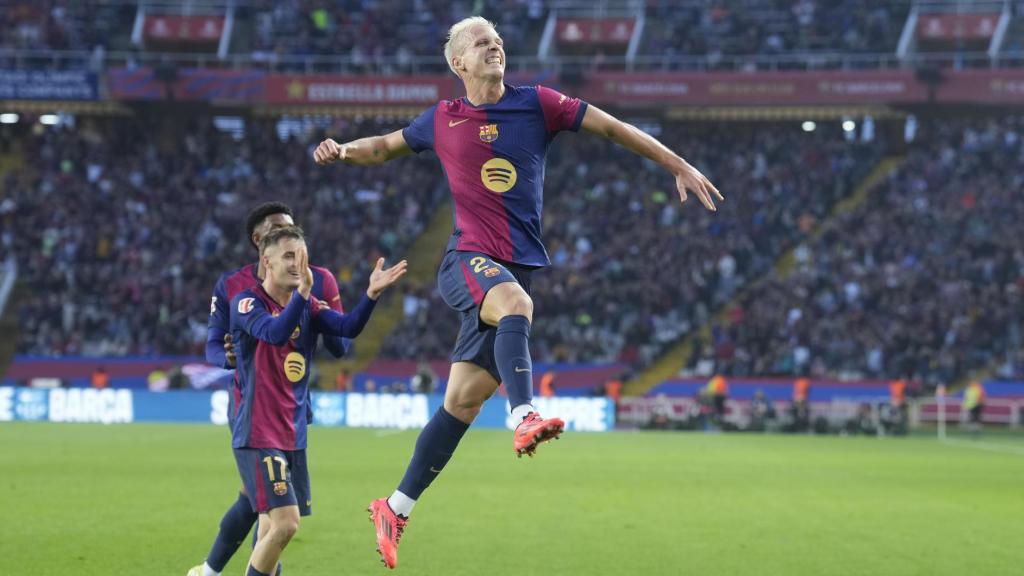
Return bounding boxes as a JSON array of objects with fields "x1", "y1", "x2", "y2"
[
  {"x1": 207, "y1": 262, "x2": 348, "y2": 369},
  {"x1": 229, "y1": 287, "x2": 376, "y2": 450},
  {"x1": 402, "y1": 84, "x2": 588, "y2": 267}
]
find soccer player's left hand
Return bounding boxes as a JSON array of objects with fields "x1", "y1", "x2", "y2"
[
  {"x1": 297, "y1": 245, "x2": 314, "y2": 299},
  {"x1": 366, "y1": 257, "x2": 408, "y2": 300},
  {"x1": 675, "y1": 161, "x2": 723, "y2": 211}
]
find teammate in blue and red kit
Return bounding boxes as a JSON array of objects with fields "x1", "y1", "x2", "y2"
[
  {"x1": 188, "y1": 202, "x2": 351, "y2": 576},
  {"x1": 229, "y1": 225, "x2": 406, "y2": 576},
  {"x1": 314, "y1": 16, "x2": 722, "y2": 569}
]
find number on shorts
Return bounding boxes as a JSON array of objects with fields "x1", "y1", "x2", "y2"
[
  {"x1": 469, "y1": 256, "x2": 492, "y2": 274},
  {"x1": 262, "y1": 456, "x2": 287, "y2": 481}
]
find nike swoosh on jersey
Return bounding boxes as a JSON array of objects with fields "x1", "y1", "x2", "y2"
[
  {"x1": 448, "y1": 118, "x2": 470, "y2": 127},
  {"x1": 515, "y1": 367, "x2": 530, "y2": 373}
]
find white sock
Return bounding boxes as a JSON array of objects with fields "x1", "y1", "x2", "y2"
[
  {"x1": 387, "y1": 490, "x2": 416, "y2": 517},
  {"x1": 202, "y1": 562, "x2": 220, "y2": 576},
  {"x1": 511, "y1": 403, "x2": 535, "y2": 421}
]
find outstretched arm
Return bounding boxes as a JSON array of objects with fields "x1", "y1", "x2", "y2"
[
  {"x1": 313, "y1": 129, "x2": 411, "y2": 166},
  {"x1": 312, "y1": 257, "x2": 407, "y2": 338},
  {"x1": 580, "y1": 105, "x2": 723, "y2": 211},
  {"x1": 313, "y1": 295, "x2": 377, "y2": 338}
]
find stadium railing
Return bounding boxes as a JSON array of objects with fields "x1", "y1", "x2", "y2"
[{"x1": 2, "y1": 48, "x2": 1023, "y2": 75}]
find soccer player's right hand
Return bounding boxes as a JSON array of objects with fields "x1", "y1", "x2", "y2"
[
  {"x1": 367, "y1": 257, "x2": 408, "y2": 300},
  {"x1": 297, "y1": 245, "x2": 314, "y2": 299},
  {"x1": 313, "y1": 138, "x2": 346, "y2": 165},
  {"x1": 223, "y1": 334, "x2": 236, "y2": 368}
]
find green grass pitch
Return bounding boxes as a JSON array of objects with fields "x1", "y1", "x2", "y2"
[{"x1": 4, "y1": 422, "x2": 1023, "y2": 575}]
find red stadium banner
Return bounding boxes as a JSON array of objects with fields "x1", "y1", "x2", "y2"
[
  {"x1": 917, "y1": 14, "x2": 999, "y2": 41},
  {"x1": 143, "y1": 15, "x2": 224, "y2": 45},
  {"x1": 556, "y1": 18, "x2": 636, "y2": 45},
  {"x1": 578, "y1": 71, "x2": 926, "y2": 105},
  {"x1": 938, "y1": 70, "x2": 1024, "y2": 103},
  {"x1": 265, "y1": 75, "x2": 458, "y2": 105}
]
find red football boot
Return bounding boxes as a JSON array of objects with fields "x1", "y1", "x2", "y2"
[
  {"x1": 513, "y1": 412, "x2": 565, "y2": 457},
  {"x1": 368, "y1": 498, "x2": 407, "y2": 569}
]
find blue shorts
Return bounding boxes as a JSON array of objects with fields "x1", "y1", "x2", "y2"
[
  {"x1": 437, "y1": 250, "x2": 535, "y2": 381},
  {"x1": 234, "y1": 447, "x2": 312, "y2": 516}
]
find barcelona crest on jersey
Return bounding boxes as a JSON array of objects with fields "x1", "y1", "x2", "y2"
[{"x1": 479, "y1": 123, "x2": 499, "y2": 143}]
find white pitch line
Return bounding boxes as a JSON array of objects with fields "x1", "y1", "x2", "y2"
[
  {"x1": 374, "y1": 428, "x2": 407, "y2": 437},
  {"x1": 940, "y1": 438, "x2": 1024, "y2": 457}
]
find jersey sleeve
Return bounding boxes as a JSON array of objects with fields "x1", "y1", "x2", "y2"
[
  {"x1": 206, "y1": 275, "x2": 232, "y2": 368},
  {"x1": 401, "y1": 104, "x2": 438, "y2": 153},
  {"x1": 312, "y1": 294, "x2": 377, "y2": 338},
  {"x1": 232, "y1": 291, "x2": 308, "y2": 346},
  {"x1": 315, "y1": 269, "x2": 352, "y2": 358},
  {"x1": 536, "y1": 85, "x2": 588, "y2": 134}
]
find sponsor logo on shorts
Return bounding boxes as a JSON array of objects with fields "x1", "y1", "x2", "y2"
[{"x1": 273, "y1": 482, "x2": 288, "y2": 496}]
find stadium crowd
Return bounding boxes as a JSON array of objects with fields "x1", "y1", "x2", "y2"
[
  {"x1": 702, "y1": 117, "x2": 1024, "y2": 387},
  {"x1": 381, "y1": 123, "x2": 881, "y2": 366},
  {"x1": 242, "y1": 0, "x2": 547, "y2": 72},
  {"x1": 641, "y1": 0, "x2": 909, "y2": 68},
  {"x1": 0, "y1": 0, "x2": 918, "y2": 72},
  {"x1": 4, "y1": 116, "x2": 446, "y2": 356},
  {"x1": 0, "y1": 1, "x2": 132, "y2": 53},
  {"x1": 3, "y1": 114, "x2": 1021, "y2": 385}
]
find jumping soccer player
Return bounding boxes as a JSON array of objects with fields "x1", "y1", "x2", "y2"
[
  {"x1": 313, "y1": 16, "x2": 722, "y2": 569},
  {"x1": 229, "y1": 225, "x2": 406, "y2": 576},
  {"x1": 189, "y1": 202, "x2": 351, "y2": 576}
]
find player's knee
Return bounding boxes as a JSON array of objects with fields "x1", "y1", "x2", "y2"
[
  {"x1": 504, "y1": 294, "x2": 533, "y2": 322},
  {"x1": 445, "y1": 397, "x2": 483, "y2": 423},
  {"x1": 272, "y1": 519, "x2": 299, "y2": 544}
]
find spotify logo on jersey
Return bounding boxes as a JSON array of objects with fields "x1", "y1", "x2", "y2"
[
  {"x1": 480, "y1": 158, "x2": 517, "y2": 193},
  {"x1": 284, "y1": 352, "x2": 307, "y2": 383}
]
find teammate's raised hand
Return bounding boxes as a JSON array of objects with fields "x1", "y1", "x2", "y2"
[
  {"x1": 675, "y1": 161, "x2": 723, "y2": 212},
  {"x1": 366, "y1": 258, "x2": 408, "y2": 300},
  {"x1": 297, "y1": 244, "x2": 314, "y2": 299},
  {"x1": 313, "y1": 138, "x2": 346, "y2": 165}
]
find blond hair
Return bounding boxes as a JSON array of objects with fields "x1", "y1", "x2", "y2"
[{"x1": 443, "y1": 16, "x2": 497, "y2": 76}]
